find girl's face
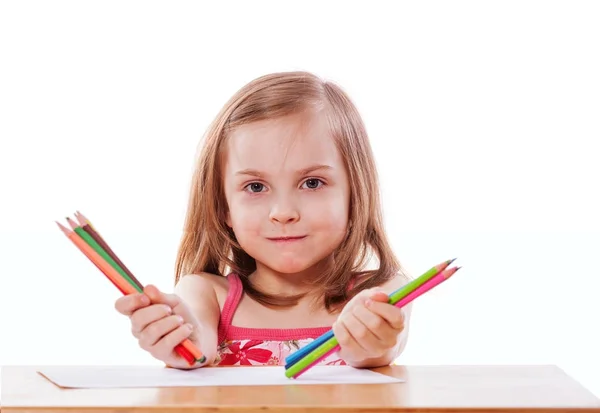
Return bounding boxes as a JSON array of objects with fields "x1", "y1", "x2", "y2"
[{"x1": 223, "y1": 111, "x2": 350, "y2": 275}]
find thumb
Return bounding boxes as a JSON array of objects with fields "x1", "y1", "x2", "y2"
[
  {"x1": 369, "y1": 290, "x2": 390, "y2": 303},
  {"x1": 143, "y1": 284, "x2": 181, "y2": 308}
]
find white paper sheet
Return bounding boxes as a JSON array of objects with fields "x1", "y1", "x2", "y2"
[{"x1": 37, "y1": 365, "x2": 403, "y2": 388}]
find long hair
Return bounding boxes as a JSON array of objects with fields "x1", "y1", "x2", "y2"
[{"x1": 174, "y1": 71, "x2": 408, "y2": 311}]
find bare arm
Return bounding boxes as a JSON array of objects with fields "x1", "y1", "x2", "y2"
[{"x1": 174, "y1": 272, "x2": 222, "y2": 365}]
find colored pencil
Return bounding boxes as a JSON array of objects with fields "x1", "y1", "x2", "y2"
[
  {"x1": 304, "y1": 266, "x2": 461, "y2": 374},
  {"x1": 285, "y1": 264, "x2": 461, "y2": 378},
  {"x1": 285, "y1": 330, "x2": 334, "y2": 369},
  {"x1": 57, "y1": 220, "x2": 198, "y2": 366},
  {"x1": 285, "y1": 258, "x2": 455, "y2": 369},
  {"x1": 58, "y1": 218, "x2": 202, "y2": 366},
  {"x1": 74, "y1": 211, "x2": 144, "y2": 290},
  {"x1": 65, "y1": 217, "x2": 143, "y2": 293},
  {"x1": 286, "y1": 265, "x2": 460, "y2": 378},
  {"x1": 56, "y1": 214, "x2": 206, "y2": 366}
]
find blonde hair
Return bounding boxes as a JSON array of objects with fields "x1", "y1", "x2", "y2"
[{"x1": 175, "y1": 71, "x2": 408, "y2": 310}]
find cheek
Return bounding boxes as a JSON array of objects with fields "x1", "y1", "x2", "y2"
[
  {"x1": 312, "y1": 210, "x2": 347, "y2": 231},
  {"x1": 228, "y1": 198, "x2": 262, "y2": 233},
  {"x1": 307, "y1": 193, "x2": 349, "y2": 231}
]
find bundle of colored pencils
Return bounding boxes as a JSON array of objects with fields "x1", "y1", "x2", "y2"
[
  {"x1": 284, "y1": 258, "x2": 461, "y2": 378},
  {"x1": 56, "y1": 211, "x2": 206, "y2": 367}
]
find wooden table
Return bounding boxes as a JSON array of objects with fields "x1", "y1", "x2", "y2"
[{"x1": 2, "y1": 365, "x2": 599, "y2": 413}]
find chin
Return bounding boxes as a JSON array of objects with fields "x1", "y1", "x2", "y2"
[
  {"x1": 257, "y1": 256, "x2": 317, "y2": 275},
  {"x1": 264, "y1": 261, "x2": 311, "y2": 275}
]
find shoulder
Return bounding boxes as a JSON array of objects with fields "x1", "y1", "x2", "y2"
[
  {"x1": 379, "y1": 270, "x2": 411, "y2": 291},
  {"x1": 175, "y1": 271, "x2": 229, "y2": 291},
  {"x1": 174, "y1": 271, "x2": 232, "y2": 310}
]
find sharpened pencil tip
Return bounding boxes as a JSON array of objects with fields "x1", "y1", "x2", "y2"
[
  {"x1": 65, "y1": 216, "x2": 79, "y2": 230},
  {"x1": 55, "y1": 221, "x2": 71, "y2": 235},
  {"x1": 444, "y1": 265, "x2": 462, "y2": 278},
  {"x1": 77, "y1": 211, "x2": 91, "y2": 225},
  {"x1": 74, "y1": 211, "x2": 85, "y2": 226}
]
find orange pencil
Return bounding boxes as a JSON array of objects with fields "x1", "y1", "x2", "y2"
[
  {"x1": 56, "y1": 221, "x2": 206, "y2": 365},
  {"x1": 57, "y1": 221, "x2": 136, "y2": 294},
  {"x1": 72, "y1": 212, "x2": 144, "y2": 289}
]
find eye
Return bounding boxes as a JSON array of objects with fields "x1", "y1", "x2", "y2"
[
  {"x1": 302, "y1": 178, "x2": 324, "y2": 190},
  {"x1": 244, "y1": 182, "x2": 266, "y2": 193}
]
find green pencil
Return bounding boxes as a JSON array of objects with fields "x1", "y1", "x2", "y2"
[
  {"x1": 285, "y1": 258, "x2": 456, "y2": 378},
  {"x1": 387, "y1": 258, "x2": 456, "y2": 304},
  {"x1": 70, "y1": 220, "x2": 143, "y2": 293}
]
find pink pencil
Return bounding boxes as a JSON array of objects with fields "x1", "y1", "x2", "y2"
[
  {"x1": 394, "y1": 266, "x2": 459, "y2": 308},
  {"x1": 293, "y1": 266, "x2": 460, "y2": 377}
]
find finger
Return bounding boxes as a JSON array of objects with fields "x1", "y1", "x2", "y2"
[
  {"x1": 342, "y1": 310, "x2": 383, "y2": 355},
  {"x1": 352, "y1": 302, "x2": 389, "y2": 340},
  {"x1": 355, "y1": 304, "x2": 399, "y2": 348},
  {"x1": 141, "y1": 286, "x2": 202, "y2": 343},
  {"x1": 144, "y1": 285, "x2": 182, "y2": 309},
  {"x1": 366, "y1": 300, "x2": 405, "y2": 330},
  {"x1": 138, "y1": 314, "x2": 185, "y2": 350},
  {"x1": 333, "y1": 319, "x2": 369, "y2": 360},
  {"x1": 152, "y1": 323, "x2": 197, "y2": 362},
  {"x1": 130, "y1": 304, "x2": 173, "y2": 337},
  {"x1": 115, "y1": 293, "x2": 150, "y2": 316},
  {"x1": 348, "y1": 305, "x2": 389, "y2": 355},
  {"x1": 338, "y1": 288, "x2": 377, "y2": 317}
]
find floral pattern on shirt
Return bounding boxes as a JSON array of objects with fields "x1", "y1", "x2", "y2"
[{"x1": 214, "y1": 338, "x2": 347, "y2": 366}]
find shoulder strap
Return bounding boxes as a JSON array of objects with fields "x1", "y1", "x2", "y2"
[{"x1": 217, "y1": 273, "x2": 243, "y2": 343}]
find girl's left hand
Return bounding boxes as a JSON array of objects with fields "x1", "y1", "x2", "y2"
[{"x1": 333, "y1": 288, "x2": 406, "y2": 365}]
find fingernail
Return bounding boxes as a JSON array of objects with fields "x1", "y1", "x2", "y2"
[
  {"x1": 365, "y1": 299, "x2": 373, "y2": 307},
  {"x1": 164, "y1": 305, "x2": 172, "y2": 314},
  {"x1": 185, "y1": 323, "x2": 193, "y2": 330},
  {"x1": 177, "y1": 315, "x2": 184, "y2": 323},
  {"x1": 140, "y1": 295, "x2": 150, "y2": 305}
]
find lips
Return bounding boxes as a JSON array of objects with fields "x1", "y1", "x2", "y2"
[{"x1": 267, "y1": 236, "x2": 306, "y2": 241}]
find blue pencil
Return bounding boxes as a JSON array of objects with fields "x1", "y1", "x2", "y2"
[
  {"x1": 284, "y1": 258, "x2": 457, "y2": 371},
  {"x1": 285, "y1": 330, "x2": 334, "y2": 368}
]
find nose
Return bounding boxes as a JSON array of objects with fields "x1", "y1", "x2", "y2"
[{"x1": 269, "y1": 196, "x2": 300, "y2": 224}]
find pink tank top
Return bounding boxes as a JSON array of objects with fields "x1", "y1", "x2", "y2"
[{"x1": 215, "y1": 273, "x2": 347, "y2": 366}]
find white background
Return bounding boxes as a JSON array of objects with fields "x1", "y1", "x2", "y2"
[{"x1": 1, "y1": 0, "x2": 599, "y2": 399}]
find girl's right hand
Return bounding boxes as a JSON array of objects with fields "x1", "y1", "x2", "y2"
[{"x1": 114, "y1": 284, "x2": 206, "y2": 369}]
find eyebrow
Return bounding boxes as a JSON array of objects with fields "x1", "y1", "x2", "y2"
[{"x1": 235, "y1": 164, "x2": 333, "y2": 178}]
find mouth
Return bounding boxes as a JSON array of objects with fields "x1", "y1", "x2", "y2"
[{"x1": 266, "y1": 236, "x2": 307, "y2": 242}]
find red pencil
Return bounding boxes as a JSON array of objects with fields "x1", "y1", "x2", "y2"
[{"x1": 57, "y1": 219, "x2": 204, "y2": 366}]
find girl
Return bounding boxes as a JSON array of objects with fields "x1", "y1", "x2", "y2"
[{"x1": 115, "y1": 71, "x2": 412, "y2": 369}]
